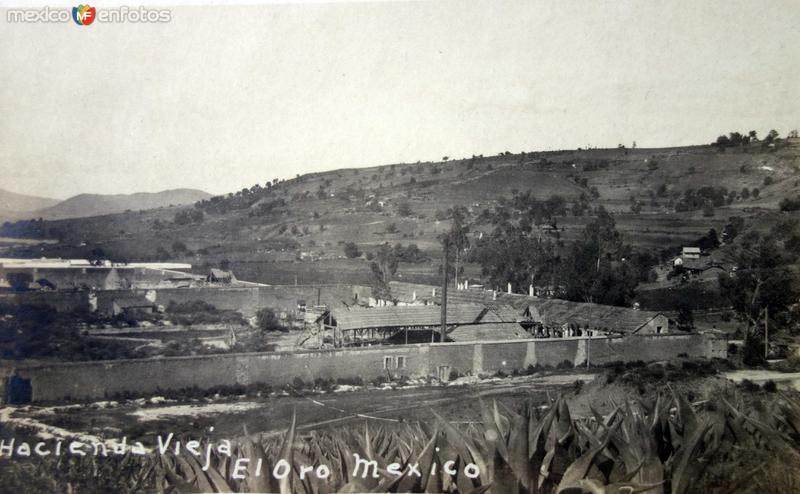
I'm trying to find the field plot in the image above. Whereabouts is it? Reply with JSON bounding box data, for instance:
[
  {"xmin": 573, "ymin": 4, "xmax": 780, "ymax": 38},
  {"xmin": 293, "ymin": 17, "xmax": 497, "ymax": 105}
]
[{"xmin": 3, "ymin": 373, "xmax": 597, "ymax": 444}]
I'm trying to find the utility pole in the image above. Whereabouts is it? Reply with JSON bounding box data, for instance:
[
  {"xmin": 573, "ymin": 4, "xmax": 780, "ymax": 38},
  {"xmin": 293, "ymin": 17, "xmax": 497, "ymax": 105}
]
[
  {"xmin": 440, "ymin": 238, "xmax": 449, "ymax": 343},
  {"xmin": 586, "ymin": 333, "xmax": 591, "ymax": 368},
  {"xmin": 454, "ymin": 249, "xmax": 459, "ymax": 289},
  {"xmin": 764, "ymin": 306, "xmax": 769, "ymax": 360}
]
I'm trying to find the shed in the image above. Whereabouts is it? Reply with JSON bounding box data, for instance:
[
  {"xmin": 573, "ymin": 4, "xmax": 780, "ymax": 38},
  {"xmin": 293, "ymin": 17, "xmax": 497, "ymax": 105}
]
[
  {"xmin": 682, "ymin": 247, "xmax": 701, "ymax": 259},
  {"xmin": 208, "ymin": 269, "xmax": 236, "ymax": 283}
]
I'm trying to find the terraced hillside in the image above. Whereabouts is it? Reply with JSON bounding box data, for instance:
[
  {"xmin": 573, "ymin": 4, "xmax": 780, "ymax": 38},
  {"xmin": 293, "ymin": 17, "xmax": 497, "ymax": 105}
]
[{"xmin": 2, "ymin": 139, "xmax": 799, "ymax": 287}]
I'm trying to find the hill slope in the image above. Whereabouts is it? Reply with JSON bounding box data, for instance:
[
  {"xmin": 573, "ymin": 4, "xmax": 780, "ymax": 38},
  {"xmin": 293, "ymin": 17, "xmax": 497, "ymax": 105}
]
[
  {"xmin": 29, "ymin": 189, "xmax": 212, "ymax": 220},
  {"xmin": 0, "ymin": 188, "xmax": 60, "ymax": 214},
  {"xmin": 2, "ymin": 140, "xmax": 799, "ymax": 286}
]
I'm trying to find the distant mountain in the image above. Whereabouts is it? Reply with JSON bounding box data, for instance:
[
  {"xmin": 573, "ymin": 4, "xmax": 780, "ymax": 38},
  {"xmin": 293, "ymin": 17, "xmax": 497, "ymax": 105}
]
[
  {"xmin": 29, "ymin": 188, "xmax": 212, "ymax": 220},
  {"xmin": 0, "ymin": 188, "xmax": 60, "ymax": 213}
]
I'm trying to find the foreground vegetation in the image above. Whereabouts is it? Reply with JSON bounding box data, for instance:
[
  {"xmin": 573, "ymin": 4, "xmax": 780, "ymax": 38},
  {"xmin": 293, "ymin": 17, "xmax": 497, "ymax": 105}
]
[{"xmin": 2, "ymin": 385, "xmax": 799, "ymax": 493}]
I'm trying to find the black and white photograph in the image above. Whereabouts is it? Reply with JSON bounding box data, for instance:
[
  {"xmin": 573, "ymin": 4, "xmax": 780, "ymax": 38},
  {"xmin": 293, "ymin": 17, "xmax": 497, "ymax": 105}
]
[{"xmin": 1, "ymin": 0, "xmax": 799, "ymax": 492}]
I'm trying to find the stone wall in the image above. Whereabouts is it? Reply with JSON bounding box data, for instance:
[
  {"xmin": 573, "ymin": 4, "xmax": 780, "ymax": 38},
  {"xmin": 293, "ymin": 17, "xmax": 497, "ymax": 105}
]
[{"xmin": 6, "ymin": 333, "xmax": 725, "ymax": 403}]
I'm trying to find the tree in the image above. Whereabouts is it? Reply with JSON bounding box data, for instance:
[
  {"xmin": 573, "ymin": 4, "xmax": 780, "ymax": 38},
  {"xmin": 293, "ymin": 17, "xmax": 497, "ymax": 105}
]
[
  {"xmin": 343, "ymin": 242, "xmax": 361, "ymax": 259},
  {"xmin": 397, "ymin": 202, "xmax": 413, "ymax": 217},
  {"xmin": 256, "ymin": 308, "xmax": 288, "ymax": 332},
  {"xmin": 715, "ymin": 135, "xmax": 731, "ymax": 147},
  {"xmin": 369, "ymin": 243, "xmax": 398, "ymax": 301},
  {"xmin": 779, "ymin": 196, "xmax": 800, "ymax": 212},
  {"xmin": 676, "ymin": 302, "xmax": 694, "ymax": 330},
  {"xmin": 765, "ymin": 129, "xmax": 779, "ymax": 143},
  {"xmin": 719, "ymin": 234, "xmax": 797, "ymax": 347}
]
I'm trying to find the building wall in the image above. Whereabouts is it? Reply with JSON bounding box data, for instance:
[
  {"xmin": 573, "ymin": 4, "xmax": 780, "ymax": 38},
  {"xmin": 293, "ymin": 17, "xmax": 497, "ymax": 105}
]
[
  {"xmin": 7, "ymin": 333, "xmax": 726, "ymax": 403},
  {"xmin": 636, "ymin": 314, "xmax": 670, "ymax": 335},
  {"xmin": 0, "ymin": 285, "xmax": 368, "ymax": 318},
  {"xmin": 150, "ymin": 285, "xmax": 363, "ymax": 317},
  {"xmin": 1, "ymin": 267, "xmax": 169, "ymax": 290}
]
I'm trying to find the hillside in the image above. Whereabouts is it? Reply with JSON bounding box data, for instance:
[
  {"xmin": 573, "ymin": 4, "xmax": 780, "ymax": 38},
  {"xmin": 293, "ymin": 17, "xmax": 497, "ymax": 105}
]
[
  {"xmin": 2, "ymin": 139, "xmax": 799, "ymax": 288},
  {"xmin": 4, "ymin": 188, "xmax": 212, "ymax": 221},
  {"xmin": 0, "ymin": 188, "xmax": 60, "ymax": 216}
]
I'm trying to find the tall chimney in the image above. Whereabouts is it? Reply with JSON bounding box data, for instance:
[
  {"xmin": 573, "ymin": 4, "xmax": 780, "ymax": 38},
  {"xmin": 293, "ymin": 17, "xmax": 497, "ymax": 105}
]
[
  {"xmin": 507, "ymin": 282, "xmax": 512, "ymax": 294},
  {"xmin": 529, "ymin": 284, "xmax": 534, "ymax": 297},
  {"xmin": 440, "ymin": 238, "xmax": 449, "ymax": 343}
]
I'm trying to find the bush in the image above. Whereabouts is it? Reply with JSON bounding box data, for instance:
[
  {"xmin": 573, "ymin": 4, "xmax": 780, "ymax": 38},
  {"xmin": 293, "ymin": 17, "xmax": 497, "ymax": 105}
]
[
  {"xmin": 336, "ymin": 376, "xmax": 364, "ymax": 387},
  {"xmin": 343, "ymin": 242, "xmax": 361, "ymax": 258},
  {"xmin": 740, "ymin": 379, "xmax": 760, "ymax": 392},
  {"xmin": 763, "ymin": 380, "xmax": 777, "ymax": 393},
  {"xmin": 255, "ymin": 308, "xmax": 289, "ymax": 332},
  {"xmin": 779, "ymin": 197, "xmax": 800, "ymax": 212},
  {"xmin": 742, "ymin": 333, "xmax": 766, "ymax": 367}
]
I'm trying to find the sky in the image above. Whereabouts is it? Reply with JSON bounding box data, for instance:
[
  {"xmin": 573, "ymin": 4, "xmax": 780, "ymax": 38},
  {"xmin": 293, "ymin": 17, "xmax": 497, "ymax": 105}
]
[{"xmin": 1, "ymin": 0, "xmax": 799, "ymax": 199}]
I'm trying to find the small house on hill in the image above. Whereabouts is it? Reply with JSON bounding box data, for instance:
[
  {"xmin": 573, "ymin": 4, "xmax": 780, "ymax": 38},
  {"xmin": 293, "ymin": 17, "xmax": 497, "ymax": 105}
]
[
  {"xmin": 682, "ymin": 247, "xmax": 701, "ymax": 260},
  {"xmin": 207, "ymin": 269, "xmax": 236, "ymax": 284}
]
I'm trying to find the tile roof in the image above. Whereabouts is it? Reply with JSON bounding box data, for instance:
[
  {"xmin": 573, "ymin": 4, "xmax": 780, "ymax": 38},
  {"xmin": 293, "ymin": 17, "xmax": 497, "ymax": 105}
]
[
  {"xmin": 448, "ymin": 322, "xmax": 528, "ymax": 342},
  {"xmin": 392, "ymin": 282, "xmax": 664, "ymax": 334},
  {"xmin": 333, "ymin": 304, "xmax": 490, "ymax": 331}
]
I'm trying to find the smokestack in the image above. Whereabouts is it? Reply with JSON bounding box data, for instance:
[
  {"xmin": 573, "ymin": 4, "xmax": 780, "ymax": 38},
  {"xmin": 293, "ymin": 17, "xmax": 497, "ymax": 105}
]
[
  {"xmin": 507, "ymin": 282, "xmax": 512, "ymax": 294},
  {"xmin": 529, "ymin": 284, "xmax": 533, "ymax": 297},
  {"xmin": 440, "ymin": 238, "xmax": 449, "ymax": 343}
]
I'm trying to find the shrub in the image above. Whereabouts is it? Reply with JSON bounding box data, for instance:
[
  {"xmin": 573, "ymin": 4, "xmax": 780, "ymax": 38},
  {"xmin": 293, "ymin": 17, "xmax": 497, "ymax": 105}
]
[
  {"xmin": 336, "ymin": 376, "xmax": 364, "ymax": 387},
  {"xmin": 343, "ymin": 242, "xmax": 361, "ymax": 258},
  {"xmin": 255, "ymin": 308, "xmax": 289, "ymax": 332},
  {"xmin": 763, "ymin": 380, "xmax": 777, "ymax": 393},
  {"xmin": 740, "ymin": 379, "xmax": 760, "ymax": 392},
  {"xmin": 779, "ymin": 197, "xmax": 800, "ymax": 212}
]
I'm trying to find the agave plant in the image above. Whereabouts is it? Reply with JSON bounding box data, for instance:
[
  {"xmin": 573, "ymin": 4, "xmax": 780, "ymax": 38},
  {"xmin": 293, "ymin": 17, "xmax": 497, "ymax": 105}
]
[
  {"xmin": 148, "ymin": 387, "xmax": 800, "ymax": 493},
  {"xmin": 7, "ymin": 387, "xmax": 798, "ymax": 493}
]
